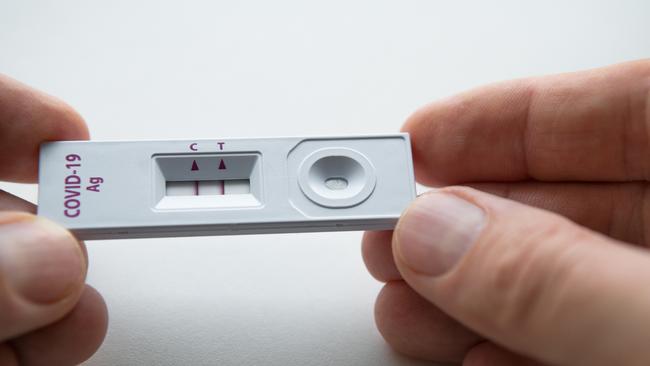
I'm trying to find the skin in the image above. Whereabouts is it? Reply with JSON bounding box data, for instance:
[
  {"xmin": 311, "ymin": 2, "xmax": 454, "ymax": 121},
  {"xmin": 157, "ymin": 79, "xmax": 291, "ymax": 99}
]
[
  {"xmin": 362, "ymin": 59, "xmax": 650, "ymax": 365},
  {"xmin": 0, "ymin": 74, "xmax": 108, "ymax": 366}
]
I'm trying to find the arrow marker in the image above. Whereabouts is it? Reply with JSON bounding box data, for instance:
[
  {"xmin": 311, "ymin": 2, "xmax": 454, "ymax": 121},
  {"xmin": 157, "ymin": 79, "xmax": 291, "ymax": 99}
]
[
  {"xmin": 218, "ymin": 159, "xmax": 226, "ymax": 170},
  {"xmin": 191, "ymin": 160, "xmax": 199, "ymax": 171}
]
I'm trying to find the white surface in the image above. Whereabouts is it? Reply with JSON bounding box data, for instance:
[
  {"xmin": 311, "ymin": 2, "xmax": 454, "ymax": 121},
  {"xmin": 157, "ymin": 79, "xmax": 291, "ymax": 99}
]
[{"xmin": 1, "ymin": 1, "xmax": 649, "ymax": 365}]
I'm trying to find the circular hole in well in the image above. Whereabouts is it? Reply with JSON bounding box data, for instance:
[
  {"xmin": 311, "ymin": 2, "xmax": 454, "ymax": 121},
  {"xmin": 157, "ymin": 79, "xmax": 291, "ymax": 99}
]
[
  {"xmin": 324, "ymin": 177, "xmax": 349, "ymax": 190},
  {"xmin": 308, "ymin": 155, "xmax": 365, "ymax": 200}
]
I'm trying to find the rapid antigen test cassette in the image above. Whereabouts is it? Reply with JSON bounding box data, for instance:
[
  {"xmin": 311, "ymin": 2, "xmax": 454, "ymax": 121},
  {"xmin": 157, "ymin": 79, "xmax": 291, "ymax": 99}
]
[{"xmin": 37, "ymin": 134, "xmax": 416, "ymax": 240}]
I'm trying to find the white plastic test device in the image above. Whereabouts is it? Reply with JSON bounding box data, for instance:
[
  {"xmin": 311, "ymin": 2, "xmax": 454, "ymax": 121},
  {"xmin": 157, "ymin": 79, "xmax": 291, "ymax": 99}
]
[{"xmin": 37, "ymin": 134, "xmax": 416, "ymax": 240}]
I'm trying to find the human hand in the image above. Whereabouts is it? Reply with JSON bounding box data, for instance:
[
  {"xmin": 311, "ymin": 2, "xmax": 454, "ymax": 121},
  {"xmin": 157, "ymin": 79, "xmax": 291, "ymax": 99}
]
[
  {"xmin": 362, "ymin": 60, "xmax": 650, "ymax": 366},
  {"xmin": 0, "ymin": 75, "xmax": 108, "ymax": 365}
]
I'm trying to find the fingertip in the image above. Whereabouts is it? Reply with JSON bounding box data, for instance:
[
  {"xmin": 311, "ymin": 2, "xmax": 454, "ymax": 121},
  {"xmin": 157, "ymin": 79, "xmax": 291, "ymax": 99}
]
[
  {"xmin": 0, "ymin": 212, "xmax": 89, "ymax": 341},
  {"xmin": 11, "ymin": 285, "xmax": 109, "ymax": 366},
  {"xmin": 401, "ymin": 102, "xmax": 447, "ymax": 186},
  {"xmin": 393, "ymin": 190, "xmax": 486, "ymax": 277},
  {"xmin": 0, "ymin": 214, "xmax": 86, "ymax": 306},
  {"xmin": 41, "ymin": 95, "xmax": 90, "ymax": 141},
  {"xmin": 32, "ymin": 93, "xmax": 89, "ymax": 180},
  {"xmin": 400, "ymin": 79, "xmax": 536, "ymax": 186},
  {"xmin": 361, "ymin": 231, "xmax": 402, "ymax": 282},
  {"xmin": 74, "ymin": 285, "xmax": 109, "ymax": 352},
  {"xmin": 375, "ymin": 281, "xmax": 480, "ymax": 363},
  {"xmin": 375, "ymin": 281, "xmax": 426, "ymax": 359},
  {"xmin": 0, "ymin": 74, "xmax": 90, "ymax": 182}
]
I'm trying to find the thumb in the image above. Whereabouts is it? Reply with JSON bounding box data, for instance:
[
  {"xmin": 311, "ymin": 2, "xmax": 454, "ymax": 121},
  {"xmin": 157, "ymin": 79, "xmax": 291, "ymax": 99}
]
[
  {"xmin": 393, "ymin": 188, "xmax": 650, "ymax": 366},
  {"xmin": 0, "ymin": 213, "xmax": 86, "ymax": 340}
]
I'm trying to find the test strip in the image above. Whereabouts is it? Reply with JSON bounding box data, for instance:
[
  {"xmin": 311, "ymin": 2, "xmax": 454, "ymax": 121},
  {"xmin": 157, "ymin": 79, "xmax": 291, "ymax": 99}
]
[
  {"xmin": 166, "ymin": 181, "xmax": 195, "ymax": 196},
  {"xmin": 224, "ymin": 180, "xmax": 250, "ymax": 194},
  {"xmin": 198, "ymin": 180, "xmax": 225, "ymax": 195},
  {"xmin": 37, "ymin": 134, "xmax": 416, "ymax": 240}
]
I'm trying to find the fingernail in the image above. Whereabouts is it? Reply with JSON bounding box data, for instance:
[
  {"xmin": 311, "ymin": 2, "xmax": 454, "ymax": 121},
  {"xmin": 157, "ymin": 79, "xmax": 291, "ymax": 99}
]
[
  {"xmin": 0, "ymin": 217, "xmax": 85, "ymax": 304},
  {"xmin": 395, "ymin": 192, "xmax": 485, "ymax": 276}
]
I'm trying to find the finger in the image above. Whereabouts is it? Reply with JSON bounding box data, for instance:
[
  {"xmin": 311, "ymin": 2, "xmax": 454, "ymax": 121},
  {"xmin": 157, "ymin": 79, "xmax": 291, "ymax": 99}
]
[
  {"xmin": 375, "ymin": 281, "xmax": 481, "ymax": 363},
  {"xmin": 0, "ymin": 74, "xmax": 89, "ymax": 183},
  {"xmin": 363, "ymin": 181, "xmax": 648, "ymax": 284},
  {"xmin": 392, "ymin": 187, "xmax": 650, "ymax": 366},
  {"xmin": 0, "ymin": 212, "xmax": 87, "ymax": 341},
  {"xmin": 0, "ymin": 190, "xmax": 36, "ymax": 213},
  {"xmin": 362, "ymin": 231, "xmax": 401, "ymax": 282},
  {"xmin": 0, "ymin": 191, "xmax": 89, "ymax": 280},
  {"xmin": 9, "ymin": 285, "xmax": 108, "ymax": 366},
  {"xmin": 403, "ymin": 59, "xmax": 650, "ymax": 185},
  {"xmin": 469, "ymin": 182, "xmax": 650, "ymax": 246},
  {"xmin": 0, "ymin": 192, "xmax": 90, "ymax": 274},
  {"xmin": 463, "ymin": 342, "xmax": 545, "ymax": 366}
]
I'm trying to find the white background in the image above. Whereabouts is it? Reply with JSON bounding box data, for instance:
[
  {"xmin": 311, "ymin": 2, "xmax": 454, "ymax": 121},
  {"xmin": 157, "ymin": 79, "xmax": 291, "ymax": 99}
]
[{"xmin": 1, "ymin": 1, "xmax": 649, "ymax": 365}]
